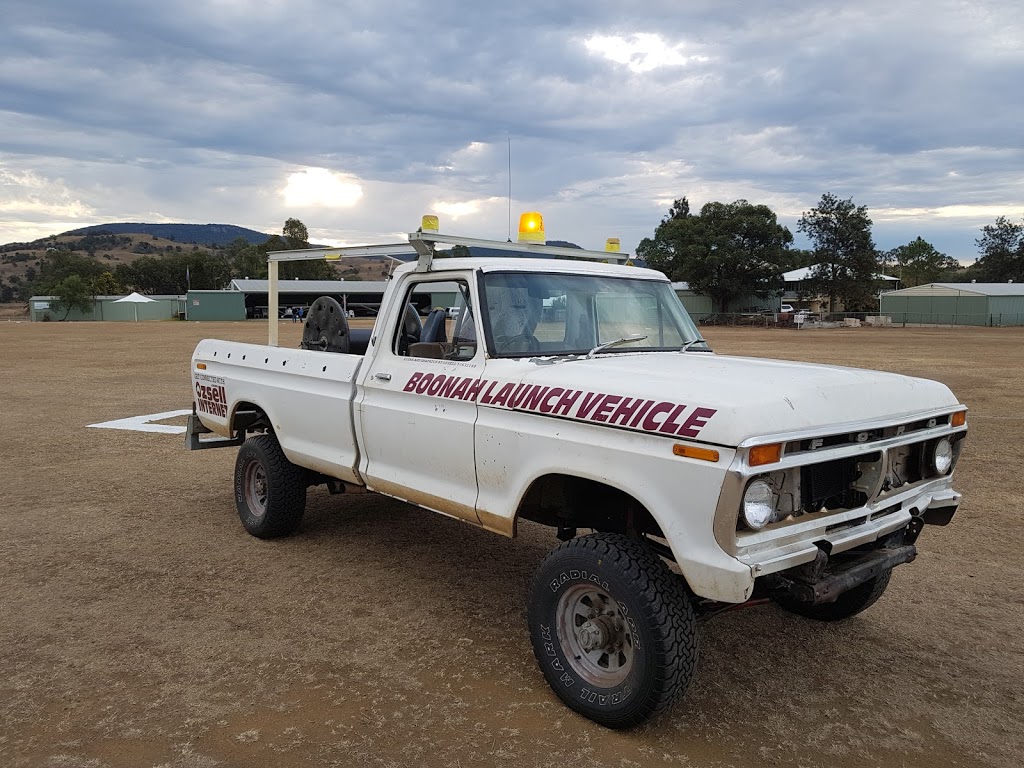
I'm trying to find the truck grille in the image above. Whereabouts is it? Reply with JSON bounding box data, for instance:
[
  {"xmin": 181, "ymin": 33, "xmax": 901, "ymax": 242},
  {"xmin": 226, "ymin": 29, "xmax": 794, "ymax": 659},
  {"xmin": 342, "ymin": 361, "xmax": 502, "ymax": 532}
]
[{"xmin": 800, "ymin": 456, "xmax": 868, "ymax": 512}]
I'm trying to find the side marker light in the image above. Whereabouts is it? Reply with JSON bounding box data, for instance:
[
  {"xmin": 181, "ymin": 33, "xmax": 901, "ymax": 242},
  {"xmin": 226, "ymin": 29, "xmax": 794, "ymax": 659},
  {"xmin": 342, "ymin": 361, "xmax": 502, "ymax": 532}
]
[{"xmin": 673, "ymin": 444, "xmax": 720, "ymax": 462}]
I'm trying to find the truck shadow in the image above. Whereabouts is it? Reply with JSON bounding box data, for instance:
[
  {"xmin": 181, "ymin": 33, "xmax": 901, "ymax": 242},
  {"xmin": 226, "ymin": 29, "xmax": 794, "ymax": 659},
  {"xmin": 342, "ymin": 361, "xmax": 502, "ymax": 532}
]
[{"xmin": 296, "ymin": 489, "xmax": 937, "ymax": 740}]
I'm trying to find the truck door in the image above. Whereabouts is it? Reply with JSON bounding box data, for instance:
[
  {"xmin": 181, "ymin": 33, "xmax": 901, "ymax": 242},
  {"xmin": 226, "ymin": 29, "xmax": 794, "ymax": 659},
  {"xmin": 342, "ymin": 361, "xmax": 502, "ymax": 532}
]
[{"xmin": 356, "ymin": 276, "xmax": 483, "ymax": 523}]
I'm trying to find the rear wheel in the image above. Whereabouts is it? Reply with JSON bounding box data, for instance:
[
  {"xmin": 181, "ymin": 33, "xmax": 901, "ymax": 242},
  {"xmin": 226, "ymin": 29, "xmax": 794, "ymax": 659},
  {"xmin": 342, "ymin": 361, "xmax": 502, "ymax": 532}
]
[
  {"xmin": 234, "ymin": 434, "xmax": 306, "ymax": 538},
  {"xmin": 775, "ymin": 569, "xmax": 892, "ymax": 621},
  {"xmin": 527, "ymin": 533, "xmax": 697, "ymax": 728}
]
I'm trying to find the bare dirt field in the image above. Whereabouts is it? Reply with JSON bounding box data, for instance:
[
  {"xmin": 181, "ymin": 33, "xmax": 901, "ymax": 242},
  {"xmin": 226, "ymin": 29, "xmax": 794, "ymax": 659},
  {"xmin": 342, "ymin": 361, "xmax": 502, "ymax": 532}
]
[{"xmin": 1, "ymin": 320, "xmax": 1022, "ymax": 768}]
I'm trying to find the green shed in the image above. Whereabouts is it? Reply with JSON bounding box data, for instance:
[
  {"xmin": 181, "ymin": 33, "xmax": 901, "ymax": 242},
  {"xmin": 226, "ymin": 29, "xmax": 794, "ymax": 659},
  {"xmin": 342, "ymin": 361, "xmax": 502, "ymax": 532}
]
[
  {"xmin": 671, "ymin": 282, "xmax": 714, "ymax": 319},
  {"xmin": 185, "ymin": 290, "xmax": 247, "ymax": 321},
  {"xmin": 880, "ymin": 283, "xmax": 1024, "ymax": 326},
  {"xmin": 29, "ymin": 295, "xmax": 182, "ymax": 322}
]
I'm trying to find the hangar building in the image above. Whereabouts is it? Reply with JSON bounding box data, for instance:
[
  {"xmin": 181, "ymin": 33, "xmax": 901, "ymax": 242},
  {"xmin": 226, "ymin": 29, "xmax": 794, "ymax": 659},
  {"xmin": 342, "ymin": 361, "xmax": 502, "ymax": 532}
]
[{"xmin": 880, "ymin": 283, "xmax": 1024, "ymax": 326}]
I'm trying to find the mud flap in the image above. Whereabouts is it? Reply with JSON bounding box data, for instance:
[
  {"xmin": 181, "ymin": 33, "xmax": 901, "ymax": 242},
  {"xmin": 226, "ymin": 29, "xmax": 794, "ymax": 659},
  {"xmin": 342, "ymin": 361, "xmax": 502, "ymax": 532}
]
[{"xmin": 185, "ymin": 411, "xmax": 245, "ymax": 451}]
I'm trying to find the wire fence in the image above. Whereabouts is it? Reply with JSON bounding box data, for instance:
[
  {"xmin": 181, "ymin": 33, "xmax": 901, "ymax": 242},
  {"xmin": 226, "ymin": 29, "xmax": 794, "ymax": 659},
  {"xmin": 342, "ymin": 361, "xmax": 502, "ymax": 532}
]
[{"xmin": 695, "ymin": 312, "xmax": 1024, "ymax": 328}]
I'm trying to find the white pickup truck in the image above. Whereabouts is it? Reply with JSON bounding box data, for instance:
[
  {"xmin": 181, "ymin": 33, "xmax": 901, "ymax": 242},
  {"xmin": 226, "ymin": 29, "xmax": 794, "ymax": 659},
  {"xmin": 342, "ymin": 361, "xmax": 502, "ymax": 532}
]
[{"xmin": 187, "ymin": 231, "xmax": 966, "ymax": 728}]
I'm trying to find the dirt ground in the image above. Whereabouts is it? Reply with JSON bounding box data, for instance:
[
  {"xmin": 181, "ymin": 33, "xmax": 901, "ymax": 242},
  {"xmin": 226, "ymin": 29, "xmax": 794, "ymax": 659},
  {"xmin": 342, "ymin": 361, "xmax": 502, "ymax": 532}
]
[{"xmin": 1, "ymin": 319, "xmax": 1022, "ymax": 768}]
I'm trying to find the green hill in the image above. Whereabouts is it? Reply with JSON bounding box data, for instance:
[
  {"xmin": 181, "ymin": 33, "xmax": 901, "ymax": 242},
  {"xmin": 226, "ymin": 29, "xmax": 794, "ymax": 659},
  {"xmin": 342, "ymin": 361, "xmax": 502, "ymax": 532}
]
[{"xmin": 62, "ymin": 223, "xmax": 270, "ymax": 247}]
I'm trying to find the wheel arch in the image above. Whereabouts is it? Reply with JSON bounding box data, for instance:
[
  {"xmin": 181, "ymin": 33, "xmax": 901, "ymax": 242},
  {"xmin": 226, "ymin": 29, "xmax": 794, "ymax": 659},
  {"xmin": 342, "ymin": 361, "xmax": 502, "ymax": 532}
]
[
  {"xmin": 229, "ymin": 399, "xmax": 272, "ymax": 434},
  {"xmin": 512, "ymin": 472, "xmax": 668, "ymax": 541}
]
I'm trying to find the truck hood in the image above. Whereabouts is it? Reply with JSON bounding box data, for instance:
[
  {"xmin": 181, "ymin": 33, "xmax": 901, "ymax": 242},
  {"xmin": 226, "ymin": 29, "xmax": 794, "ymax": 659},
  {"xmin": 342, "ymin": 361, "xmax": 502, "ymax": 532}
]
[{"xmin": 510, "ymin": 352, "xmax": 959, "ymax": 447}]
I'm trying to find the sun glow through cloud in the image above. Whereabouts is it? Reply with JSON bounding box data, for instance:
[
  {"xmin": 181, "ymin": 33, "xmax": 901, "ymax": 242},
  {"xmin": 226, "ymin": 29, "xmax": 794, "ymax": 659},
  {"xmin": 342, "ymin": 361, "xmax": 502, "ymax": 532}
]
[
  {"xmin": 584, "ymin": 33, "xmax": 708, "ymax": 73},
  {"xmin": 282, "ymin": 168, "xmax": 363, "ymax": 208}
]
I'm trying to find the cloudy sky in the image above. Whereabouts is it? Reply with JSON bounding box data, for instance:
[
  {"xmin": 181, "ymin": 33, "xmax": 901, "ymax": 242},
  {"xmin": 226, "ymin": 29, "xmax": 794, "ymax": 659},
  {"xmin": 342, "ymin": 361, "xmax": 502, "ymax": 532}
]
[{"xmin": 2, "ymin": 1, "xmax": 1022, "ymax": 260}]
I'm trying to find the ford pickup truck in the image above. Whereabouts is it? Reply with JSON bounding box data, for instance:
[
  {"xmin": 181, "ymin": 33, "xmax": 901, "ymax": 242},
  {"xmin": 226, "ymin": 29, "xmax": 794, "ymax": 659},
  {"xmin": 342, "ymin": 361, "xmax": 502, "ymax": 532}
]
[{"xmin": 187, "ymin": 229, "xmax": 966, "ymax": 728}]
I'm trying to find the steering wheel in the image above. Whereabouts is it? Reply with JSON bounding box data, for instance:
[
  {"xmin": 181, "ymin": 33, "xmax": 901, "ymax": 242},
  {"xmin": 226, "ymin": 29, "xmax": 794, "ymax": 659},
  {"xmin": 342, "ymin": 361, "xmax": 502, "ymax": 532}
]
[{"xmin": 496, "ymin": 333, "xmax": 541, "ymax": 355}]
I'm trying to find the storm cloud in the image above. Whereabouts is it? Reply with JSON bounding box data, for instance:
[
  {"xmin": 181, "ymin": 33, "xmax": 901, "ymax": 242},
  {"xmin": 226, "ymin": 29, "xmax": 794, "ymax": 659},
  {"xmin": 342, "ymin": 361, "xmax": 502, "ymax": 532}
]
[{"xmin": 1, "ymin": 0, "xmax": 1022, "ymax": 258}]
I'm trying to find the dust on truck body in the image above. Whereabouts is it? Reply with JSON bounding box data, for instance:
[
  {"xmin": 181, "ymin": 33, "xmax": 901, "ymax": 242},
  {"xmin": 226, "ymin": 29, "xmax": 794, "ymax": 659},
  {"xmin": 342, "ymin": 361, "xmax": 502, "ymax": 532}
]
[{"xmin": 187, "ymin": 225, "xmax": 967, "ymax": 729}]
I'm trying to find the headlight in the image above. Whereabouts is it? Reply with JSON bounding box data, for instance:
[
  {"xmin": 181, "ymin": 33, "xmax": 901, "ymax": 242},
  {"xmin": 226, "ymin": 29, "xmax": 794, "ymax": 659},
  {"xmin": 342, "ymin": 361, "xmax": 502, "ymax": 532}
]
[
  {"xmin": 933, "ymin": 438, "xmax": 953, "ymax": 474},
  {"xmin": 742, "ymin": 479, "xmax": 776, "ymax": 530}
]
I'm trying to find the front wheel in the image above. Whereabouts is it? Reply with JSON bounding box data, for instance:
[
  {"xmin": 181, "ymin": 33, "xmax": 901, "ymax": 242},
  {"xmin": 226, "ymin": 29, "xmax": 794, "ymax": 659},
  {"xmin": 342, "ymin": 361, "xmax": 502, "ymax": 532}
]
[
  {"xmin": 527, "ymin": 533, "xmax": 698, "ymax": 728},
  {"xmin": 234, "ymin": 434, "xmax": 307, "ymax": 539},
  {"xmin": 775, "ymin": 569, "xmax": 892, "ymax": 621}
]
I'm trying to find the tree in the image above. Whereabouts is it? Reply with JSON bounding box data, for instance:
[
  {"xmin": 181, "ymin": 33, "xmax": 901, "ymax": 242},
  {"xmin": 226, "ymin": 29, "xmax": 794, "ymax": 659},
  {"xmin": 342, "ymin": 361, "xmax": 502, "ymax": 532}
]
[
  {"xmin": 115, "ymin": 252, "xmax": 231, "ymax": 294},
  {"xmin": 265, "ymin": 219, "xmax": 336, "ymax": 280},
  {"xmin": 974, "ymin": 216, "xmax": 1024, "ymax": 283},
  {"xmin": 882, "ymin": 237, "xmax": 960, "ymax": 287},
  {"xmin": 283, "ymin": 218, "xmax": 309, "ymax": 249},
  {"xmin": 91, "ymin": 271, "xmax": 123, "ymax": 296},
  {"xmin": 34, "ymin": 249, "xmax": 106, "ymax": 295},
  {"xmin": 51, "ymin": 274, "xmax": 95, "ymax": 320},
  {"xmin": 637, "ymin": 198, "xmax": 792, "ymax": 312},
  {"xmin": 225, "ymin": 237, "xmax": 267, "ymax": 279},
  {"xmin": 797, "ymin": 193, "xmax": 878, "ymax": 312}
]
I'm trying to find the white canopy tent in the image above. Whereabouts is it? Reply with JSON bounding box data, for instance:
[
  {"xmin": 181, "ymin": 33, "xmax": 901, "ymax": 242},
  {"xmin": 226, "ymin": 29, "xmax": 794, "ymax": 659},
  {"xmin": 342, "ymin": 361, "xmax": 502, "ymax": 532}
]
[{"xmin": 113, "ymin": 291, "xmax": 157, "ymax": 321}]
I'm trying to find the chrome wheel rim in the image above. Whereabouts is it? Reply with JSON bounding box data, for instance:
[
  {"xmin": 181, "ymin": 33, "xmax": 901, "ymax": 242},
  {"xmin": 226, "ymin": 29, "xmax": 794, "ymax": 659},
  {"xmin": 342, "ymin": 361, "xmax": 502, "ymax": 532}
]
[{"xmin": 555, "ymin": 583, "xmax": 634, "ymax": 687}]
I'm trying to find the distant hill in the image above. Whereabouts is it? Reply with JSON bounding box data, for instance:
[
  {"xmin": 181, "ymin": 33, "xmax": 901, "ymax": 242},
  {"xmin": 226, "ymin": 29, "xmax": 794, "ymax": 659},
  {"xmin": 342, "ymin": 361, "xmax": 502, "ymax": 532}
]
[{"xmin": 62, "ymin": 223, "xmax": 271, "ymax": 247}]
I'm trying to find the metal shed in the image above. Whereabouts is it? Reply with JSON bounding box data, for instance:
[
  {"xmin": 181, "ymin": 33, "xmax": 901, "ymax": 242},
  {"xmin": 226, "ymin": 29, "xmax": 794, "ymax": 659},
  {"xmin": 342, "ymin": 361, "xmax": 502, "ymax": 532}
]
[
  {"xmin": 879, "ymin": 283, "xmax": 1024, "ymax": 326},
  {"xmin": 185, "ymin": 290, "xmax": 246, "ymax": 321},
  {"xmin": 29, "ymin": 295, "xmax": 183, "ymax": 322}
]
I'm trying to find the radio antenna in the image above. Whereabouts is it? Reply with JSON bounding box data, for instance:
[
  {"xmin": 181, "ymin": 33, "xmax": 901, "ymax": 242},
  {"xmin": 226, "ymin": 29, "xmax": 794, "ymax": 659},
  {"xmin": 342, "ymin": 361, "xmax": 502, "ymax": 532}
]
[{"xmin": 507, "ymin": 135, "xmax": 512, "ymax": 242}]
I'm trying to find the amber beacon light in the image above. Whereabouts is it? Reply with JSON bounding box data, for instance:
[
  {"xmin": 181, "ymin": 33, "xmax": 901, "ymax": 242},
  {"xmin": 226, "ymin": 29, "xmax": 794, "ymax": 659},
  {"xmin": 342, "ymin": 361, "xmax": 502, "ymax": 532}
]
[
  {"xmin": 605, "ymin": 238, "xmax": 621, "ymax": 252},
  {"xmin": 421, "ymin": 215, "xmax": 440, "ymax": 233},
  {"xmin": 518, "ymin": 212, "xmax": 545, "ymax": 243}
]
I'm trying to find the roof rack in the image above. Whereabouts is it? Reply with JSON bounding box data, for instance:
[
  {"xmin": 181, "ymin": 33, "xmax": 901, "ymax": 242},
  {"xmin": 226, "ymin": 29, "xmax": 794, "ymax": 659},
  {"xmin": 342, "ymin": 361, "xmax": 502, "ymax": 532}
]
[{"xmin": 263, "ymin": 229, "xmax": 632, "ymax": 346}]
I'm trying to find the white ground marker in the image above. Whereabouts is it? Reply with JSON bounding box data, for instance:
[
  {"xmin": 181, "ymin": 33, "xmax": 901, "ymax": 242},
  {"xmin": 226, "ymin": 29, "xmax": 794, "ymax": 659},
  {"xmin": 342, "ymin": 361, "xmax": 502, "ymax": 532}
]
[{"xmin": 88, "ymin": 409, "xmax": 193, "ymax": 434}]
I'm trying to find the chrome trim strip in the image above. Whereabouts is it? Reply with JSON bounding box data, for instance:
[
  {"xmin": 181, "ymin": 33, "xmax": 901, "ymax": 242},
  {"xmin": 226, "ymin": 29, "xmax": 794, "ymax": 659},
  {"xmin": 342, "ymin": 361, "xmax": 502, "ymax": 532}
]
[{"xmin": 736, "ymin": 405, "xmax": 967, "ymax": 449}]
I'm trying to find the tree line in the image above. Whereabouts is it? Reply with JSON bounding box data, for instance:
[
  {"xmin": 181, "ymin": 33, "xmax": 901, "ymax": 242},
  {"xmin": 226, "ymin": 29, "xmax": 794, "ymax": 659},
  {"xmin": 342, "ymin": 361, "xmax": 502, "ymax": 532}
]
[
  {"xmin": 8, "ymin": 204, "xmax": 1024, "ymax": 317},
  {"xmin": 638, "ymin": 194, "xmax": 1023, "ymax": 312},
  {"xmin": 8, "ymin": 219, "xmax": 338, "ymax": 316}
]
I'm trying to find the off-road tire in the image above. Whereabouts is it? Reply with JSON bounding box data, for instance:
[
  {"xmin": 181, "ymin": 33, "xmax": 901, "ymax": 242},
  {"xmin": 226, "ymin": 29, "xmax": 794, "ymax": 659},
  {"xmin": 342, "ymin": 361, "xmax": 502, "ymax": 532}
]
[
  {"xmin": 527, "ymin": 533, "xmax": 698, "ymax": 729},
  {"xmin": 234, "ymin": 434, "xmax": 307, "ymax": 539},
  {"xmin": 776, "ymin": 569, "xmax": 892, "ymax": 621}
]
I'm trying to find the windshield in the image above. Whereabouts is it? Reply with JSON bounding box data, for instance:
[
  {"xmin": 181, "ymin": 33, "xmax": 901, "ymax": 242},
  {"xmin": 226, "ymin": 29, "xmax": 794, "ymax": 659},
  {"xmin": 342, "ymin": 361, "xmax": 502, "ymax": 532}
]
[{"xmin": 481, "ymin": 271, "xmax": 705, "ymax": 357}]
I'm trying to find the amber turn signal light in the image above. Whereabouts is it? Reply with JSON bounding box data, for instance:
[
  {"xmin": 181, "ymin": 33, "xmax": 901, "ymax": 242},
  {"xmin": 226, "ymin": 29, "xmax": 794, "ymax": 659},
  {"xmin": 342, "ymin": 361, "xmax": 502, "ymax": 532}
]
[
  {"xmin": 951, "ymin": 411, "xmax": 966, "ymax": 428},
  {"xmin": 749, "ymin": 443, "xmax": 782, "ymax": 467},
  {"xmin": 196, "ymin": 362, "xmax": 207, "ymax": 370},
  {"xmin": 673, "ymin": 444, "xmax": 720, "ymax": 462}
]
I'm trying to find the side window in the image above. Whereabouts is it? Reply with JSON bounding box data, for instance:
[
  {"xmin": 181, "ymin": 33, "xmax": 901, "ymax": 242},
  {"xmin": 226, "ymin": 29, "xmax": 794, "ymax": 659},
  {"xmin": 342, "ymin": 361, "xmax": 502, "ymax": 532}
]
[{"xmin": 391, "ymin": 280, "xmax": 477, "ymax": 361}]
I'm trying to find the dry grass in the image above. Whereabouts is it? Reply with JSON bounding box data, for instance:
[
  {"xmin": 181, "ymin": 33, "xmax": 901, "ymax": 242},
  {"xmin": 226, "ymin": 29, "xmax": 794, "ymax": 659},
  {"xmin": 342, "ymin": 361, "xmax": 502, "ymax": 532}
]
[{"xmin": 1, "ymin": 321, "xmax": 1021, "ymax": 767}]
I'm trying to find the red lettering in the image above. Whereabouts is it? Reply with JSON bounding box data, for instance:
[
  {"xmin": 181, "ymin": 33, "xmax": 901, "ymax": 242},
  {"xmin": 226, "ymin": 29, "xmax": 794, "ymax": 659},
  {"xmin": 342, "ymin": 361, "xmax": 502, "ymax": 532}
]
[
  {"xmin": 539, "ymin": 387, "xmax": 565, "ymax": 413},
  {"xmin": 439, "ymin": 376, "xmax": 460, "ymax": 398},
  {"xmin": 676, "ymin": 407, "xmax": 717, "ymax": 438},
  {"xmin": 490, "ymin": 382, "xmax": 516, "ymax": 407},
  {"xmin": 642, "ymin": 402, "xmax": 675, "ymax": 431},
  {"xmin": 452, "ymin": 378, "xmax": 470, "ymax": 400},
  {"xmin": 427, "ymin": 375, "xmax": 446, "ymax": 396},
  {"xmin": 465, "ymin": 379, "xmax": 487, "ymax": 401},
  {"xmin": 479, "ymin": 380, "xmax": 499, "ymax": 404},
  {"xmin": 552, "ymin": 389, "xmax": 580, "ymax": 416},
  {"xmin": 592, "ymin": 394, "xmax": 622, "ymax": 422},
  {"xmin": 629, "ymin": 400, "xmax": 655, "ymax": 427},
  {"xmin": 524, "ymin": 386, "xmax": 551, "ymax": 411},
  {"xmin": 609, "ymin": 397, "xmax": 643, "ymax": 425},
  {"xmin": 415, "ymin": 373, "xmax": 434, "ymax": 394},
  {"xmin": 509, "ymin": 384, "xmax": 532, "ymax": 409},
  {"xmin": 577, "ymin": 391, "xmax": 605, "ymax": 419},
  {"xmin": 659, "ymin": 404, "xmax": 687, "ymax": 434},
  {"xmin": 404, "ymin": 372, "xmax": 423, "ymax": 392}
]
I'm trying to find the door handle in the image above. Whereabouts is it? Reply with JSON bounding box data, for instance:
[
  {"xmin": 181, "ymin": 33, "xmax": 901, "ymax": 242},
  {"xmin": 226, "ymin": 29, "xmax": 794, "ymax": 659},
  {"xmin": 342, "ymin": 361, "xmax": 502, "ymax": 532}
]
[{"xmin": 373, "ymin": 372, "xmax": 392, "ymax": 382}]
